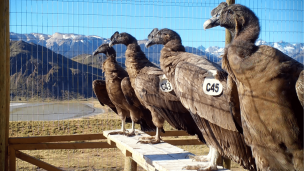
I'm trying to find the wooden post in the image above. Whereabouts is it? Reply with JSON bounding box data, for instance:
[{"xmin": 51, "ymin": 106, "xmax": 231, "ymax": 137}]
[
  {"xmin": 5, "ymin": 0, "xmax": 10, "ymax": 169},
  {"xmin": 225, "ymin": 0, "xmax": 235, "ymax": 46},
  {"xmin": 9, "ymin": 147, "xmax": 16, "ymax": 171},
  {"xmin": 223, "ymin": 0, "xmax": 235, "ymax": 170},
  {"xmin": 223, "ymin": 157, "xmax": 231, "ymax": 170},
  {"xmin": 124, "ymin": 157, "xmax": 137, "ymax": 171},
  {"xmin": 216, "ymin": 155, "xmax": 223, "ymax": 166},
  {"xmin": 0, "ymin": 0, "xmax": 10, "ymax": 170}
]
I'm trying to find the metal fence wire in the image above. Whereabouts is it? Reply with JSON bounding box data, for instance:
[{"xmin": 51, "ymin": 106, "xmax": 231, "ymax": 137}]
[{"xmin": 9, "ymin": 0, "xmax": 303, "ymax": 170}]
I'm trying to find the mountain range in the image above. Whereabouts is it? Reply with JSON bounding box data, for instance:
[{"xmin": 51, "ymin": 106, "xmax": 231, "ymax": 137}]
[
  {"xmin": 9, "ymin": 32, "xmax": 304, "ymax": 100},
  {"xmin": 10, "ymin": 32, "xmax": 304, "ymax": 63},
  {"xmin": 10, "ymin": 40, "xmax": 104, "ymax": 101},
  {"xmin": 10, "ymin": 32, "xmax": 222, "ymax": 63}
]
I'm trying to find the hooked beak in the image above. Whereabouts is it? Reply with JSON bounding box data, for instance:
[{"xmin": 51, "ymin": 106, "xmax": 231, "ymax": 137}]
[
  {"xmin": 92, "ymin": 49, "xmax": 99, "ymax": 56},
  {"xmin": 145, "ymin": 39, "xmax": 153, "ymax": 48},
  {"xmin": 203, "ymin": 12, "xmax": 221, "ymax": 30},
  {"xmin": 109, "ymin": 40, "xmax": 115, "ymax": 47}
]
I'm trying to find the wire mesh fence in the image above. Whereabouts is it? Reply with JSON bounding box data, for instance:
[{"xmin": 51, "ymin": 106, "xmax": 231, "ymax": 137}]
[{"xmin": 9, "ymin": 0, "xmax": 303, "ymax": 170}]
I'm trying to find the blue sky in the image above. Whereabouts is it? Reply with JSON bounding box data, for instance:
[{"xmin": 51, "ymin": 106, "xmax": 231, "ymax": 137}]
[{"xmin": 10, "ymin": 0, "xmax": 303, "ymax": 48}]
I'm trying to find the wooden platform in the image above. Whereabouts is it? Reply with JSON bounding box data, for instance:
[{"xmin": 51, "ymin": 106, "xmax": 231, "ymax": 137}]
[{"xmin": 103, "ymin": 130, "xmax": 229, "ymax": 171}]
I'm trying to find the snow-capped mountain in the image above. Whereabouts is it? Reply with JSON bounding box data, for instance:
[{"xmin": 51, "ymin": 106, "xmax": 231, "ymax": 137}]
[
  {"xmin": 255, "ymin": 39, "xmax": 304, "ymax": 58},
  {"xmin": 10, "ymin": 32, "xmax": 109, "ymax": 58},
  {"xmin": 9, "ymin": 32, "xmax": 221, "ymax": 64},
  {"xmin": 9, "ymin": 32, "xmax": 303, "ymax": 64},
  {"xmin": 205, "ymin": 46, "xmax": 225, "ymax": 57},
  {"xmin": 198, "ymin": 39, "xmax": 303, "ymax": 63}
]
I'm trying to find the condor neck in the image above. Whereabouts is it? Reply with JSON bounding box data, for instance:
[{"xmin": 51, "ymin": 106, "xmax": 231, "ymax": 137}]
[
  {"xmin": 105, "ymin": 54, "xmax": 117, "ymax": 63},
  {"xmin": 160, "ymin": 39, "xmax": 185, "ymax": 80},
  {"xmin": 126, "ymin": 43, "xmax": 152, "ymax": 67},
  {"xmin": 161, "ymin": 39, "xmax": 185, "ymax": 64},
  {"xmin": 164, "ymin": 40, "xmax": 185, "ymax": 53},
  {"xmin": 102, "ymin": 53, "xmax": 117, "ymax": 72},
  {"xmin": 232, "ymin": 21, "xmax": 260, "ymax": 44}
]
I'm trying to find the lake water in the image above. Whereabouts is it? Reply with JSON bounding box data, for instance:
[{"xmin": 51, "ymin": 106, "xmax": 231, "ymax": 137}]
[{"xmin": 10, "ymin": 102, "xmax": 103, "ymax": 121}]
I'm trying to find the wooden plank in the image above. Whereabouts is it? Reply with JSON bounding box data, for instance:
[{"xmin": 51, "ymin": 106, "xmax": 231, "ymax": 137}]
[
  {"xmin": 104, "ymin": 130, "xmax": 230, "ymax": 171},
  {"xmin": 9, "ymin": 147, "xmax": 16, "ymax": 171},
  {"xmin": 11, "ymin": 142, "xmax": 116, "ymax": 150},
  {"xmin": 145, "ymin": 131, "xmax": 190, "ymax": 137},
  {"xmin": 131, "ymin": 152, "xmax": 156, "ymax": 171},
  {"xmin": 0, "ymin": 0, "xmax": 9, "ymax": 170},
  {"xmin": 164, "ymin": 139, "xmax": 202, "ymax": 145},
  {"xmin": 16, "ymin": 151, "xmax": 63, "ymax": 171},
  {"xmin": 9, "ymin": 134, "xmax": 106, "ymax": 144}
]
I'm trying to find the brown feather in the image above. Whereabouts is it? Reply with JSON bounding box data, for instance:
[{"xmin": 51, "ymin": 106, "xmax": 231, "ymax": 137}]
[
  {"xmin": 121, "ymin": 77, "xmax": 156, "ymax": 131},
  {"xmin": 92, "ymin": 80, "xmax": 117, "ymax": 114},
  {"xmin": 296, "ymin": 70, "xmax": 304, "ymax": 107},
  {"xmin": 110, "ymin": 32, "xmax": 206, "ymax": 143},
  {"xmin": 149, "ymin": 28, "xmax": 256, "ymax": 170},
  {"xmin": 209, "ymin": 3, "xmax": 304, "ymax": 170},
  {"xmin": 95, "ymin": 44, "xmax": 156, "ymax": 132}
]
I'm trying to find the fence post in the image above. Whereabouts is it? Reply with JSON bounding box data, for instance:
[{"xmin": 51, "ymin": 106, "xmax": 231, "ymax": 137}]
[
  {"xmin": 225, "ymin": 0, "xmax": 235, "ymax": 45},
  {"xmin": 124, "ymin": 157, "xmax": 137, "ymax": 171},
  {"xmin": 124, "ymin": 150, "xmax": 137, "ymax": 171},
  {"xmin": 5, "ymin": 0, "xmax": 10, "ymax": 169},
  {"xmin": 223, "ymin": 0, "xmax": 235, "ymax": 170},
  {"xmin": 0, "ymin": 0, "xmax": 10, "ymax": 170}
]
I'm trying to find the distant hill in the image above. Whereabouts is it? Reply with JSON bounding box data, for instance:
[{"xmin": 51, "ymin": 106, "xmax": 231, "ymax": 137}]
[
  {"xmin": 293, "ymin": 49, "xmax": 304, "ymax": 64},
  {"xmin": 10, "ymin": 40, "xmax": 104, "ymax": 101},
  {"xmin": 10, "ymin": 32, "xmax": 221, "ymax": 64},
  {"xmin": 71, "ymin": 53, "xmax": 126, "ymax": 69}
]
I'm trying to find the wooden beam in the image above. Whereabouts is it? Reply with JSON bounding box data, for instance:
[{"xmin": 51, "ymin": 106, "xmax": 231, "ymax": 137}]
[
  {"xmin": 223, "ymin": 157, "xmax": 232, "ymax": 170},
  {"xmin": 0, "ymin": 0, "xmax": 9, "ymax": 170},
  {"xmin": 9, "ymin": 134, "xmax": 106, "ymax": 144},
  {"xmin": 5, "ymin": 0, "xmax": 10, "ymax": 169},
  {"xmin": 11, "ymin": 142, "xmax": 116, "ymax": 150},
  {"xmin": 125, "ymin": 150, "xmax": 132, "ymax": 157},
  {"xmin": 16, "ymin": 151, "xmax": 63, "ymax": 171},
  {"xmin": 107, "ymin": 138, "xmax": 116, "ymax": 146},
  {"xmin": 223, "ymin": 0, "xmax": 235, "ymax": 169},
  {"xmin": 9, "ymin": 147, "xmax": 16, "ymax": 171},
  {"xmin": 226, "ymin": 0, "xmax": 235, "ymax": 5},
  {"xmin": 124, "ymin": 157, "xmax": 137, "ymax": 171},
  {"xmin": 225, "ymin": 0, "xmax": 235, "ymax": 46},
  {"xmin": 164, "ymin": 139, "xmax": 202, "ymax": 145}
]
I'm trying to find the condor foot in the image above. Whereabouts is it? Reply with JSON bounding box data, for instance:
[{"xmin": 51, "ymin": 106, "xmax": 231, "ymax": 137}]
[
  {"xmin": 188, "ymin": 155, "xmax": 210, "ymax": 162},
  {"xmin": 107, "ymin": 130, "xmax": 129, "ymax": 136},
  {"xmin": 137, "ymin": 136, "xmax": 162, "ymax": 144},
  {"xmin": 182, "ymin": 164, "xmax": 217, "ymax": 171},
  {"xmin": 126, "ymin": 130, "xmax": 137, "ymax": 137}
]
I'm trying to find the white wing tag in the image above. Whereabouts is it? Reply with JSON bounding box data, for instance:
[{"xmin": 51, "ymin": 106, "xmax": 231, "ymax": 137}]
[
  {"xmin": 159, "ymin": 74, "xmax": 173, "ymax": 92},
  {"xmin": 203, "ymin": 70, "xmax": 223, "ymax": 96}
]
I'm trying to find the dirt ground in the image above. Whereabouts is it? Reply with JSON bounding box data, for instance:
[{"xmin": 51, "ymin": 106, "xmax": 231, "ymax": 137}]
[{"xmin": 10, "ymin": 101, "xmax": 246, "ymax": 171}]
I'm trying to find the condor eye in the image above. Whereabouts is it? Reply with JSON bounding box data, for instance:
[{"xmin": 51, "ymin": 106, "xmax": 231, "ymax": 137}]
[{"xmin": 228, "ymin": 9, "xmax": 233, "ymax": 14}]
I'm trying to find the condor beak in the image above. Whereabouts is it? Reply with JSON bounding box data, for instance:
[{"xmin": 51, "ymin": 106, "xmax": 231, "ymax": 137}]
[
  {"xmin": 145, "ymin": 39, "xmax": 153, "ymax": 48},
  {"xmin": 108, "ymin": 41, "xmax": 114, "ymax": 47},
  {"xmin": 92, "ymin": 49, "xmax": 99, "ymax": 56},
  {"xmin": 203, "ymin": 12, "xmax": 221, "ymax": 30}
]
